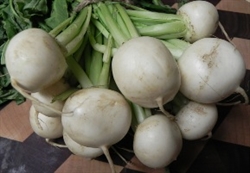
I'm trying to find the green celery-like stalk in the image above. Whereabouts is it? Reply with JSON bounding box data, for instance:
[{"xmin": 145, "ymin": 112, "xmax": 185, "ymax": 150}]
[
  {"xmin": 126, "ymin": 8, "xmax": 188, "ymax": 39},
  {"xmin": 91, "ymin": 18, "xmax": 110, "ymax": 39},
  {"xmin": 116, "ymin": 10, "xmax": 131, "ymax": 39},
  {"xmin": 83, "ymin": 43, "xmax": 92, "ymax": 77},
  {"xmin": 55, "ymin": 7, "xmax": 88, "ymax": 46},
  {"xmin": 136, "ymin": 21, "xmax": 186, "ymax": 38},
  {"xmin": 167, "ymin": 38, "xmax": 190, "ymax": 50},
  {"xmin": 114, "ymin": 3, "xmax": 140, "ymax": 38},
  {"xmin": 88, "ymin": 28, "xmax": 109, "ymax": 53},
  {"xmin": 52, "ymin": 88, "xmax": 79, "ymax": 102},
  {"xmin": 161, "ymin": 38, "xmax": 190, "ymax": 60},
  {"xmin": 89, "ymin": 27, "xmax": 103, "ymax": 85},
  {"xmin": 87, "ymin": 27, "xmax": 117, "ymax": 55},
  {"xmin": 66, "ymin": 55, "xmax": 93, "ymax": 88},
  {"xmin": 65, "ymin": 6, "xmax": 92, "ymax": 56},
  {"xmin": 49, "ymin": 14, "xmax": 76, "ymax": 37},
  {"xmin": 98, "ymin": 35, "xmax": 113, "ymax": 88},
  {"xmin": 126, "ymin": 9, "xmax": 182, "ymax": 21},
  {"xmin": 130, "ymin": 102, "xmax": 152, "ymax": 131},
  {"xmin": 73, "ymin": 32, "xmax": 89, "ymax": 62},
  {"xmin": 161, "ymin": 40, "xmax": 185, "ymax": 59},
  {"xmin": 93, "ymin": 2, "xmax": 129, "ymax": 46}
]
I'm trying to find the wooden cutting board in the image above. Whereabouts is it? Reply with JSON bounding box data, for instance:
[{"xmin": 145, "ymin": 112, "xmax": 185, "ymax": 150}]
[{"xmin": 1, "ymin": 0, "xmax": 250, "ymax": 173}]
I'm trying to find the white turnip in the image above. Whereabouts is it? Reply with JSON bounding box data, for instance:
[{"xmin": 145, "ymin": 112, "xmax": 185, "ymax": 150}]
[
  {"xmin": 133, "ymin": 114, "xmax": 182, "ymax": 169},
  {"xmin": 177, "ymin": 1, "xmax": 219, "ymax": 42},
  {"xmin": 126, "ymin": 1, "xmax": 218, "ymax": 42},
  {"xmin": 112, "ymin": 36, "xmax": 181, "ymax": 116},
  {"xmin": 61, "ymin": 87, "xmax": 132, "ymax": 173},
  {"xmin": 29, "ymin": 105, "xmax": 63, "ymax": 139},
  {"xmin": 5, "ymin": 28, "xmax": 67, "ymax": 93},
  {"xmin": 175, "ymin": 101, "xmax": 218, "ymax": 140},
  {"xmin": 63, "ymin": 131, "xmax": 104, "ymax": 159},
  {"xmin": 178, "ymin": 37, "xmax": 248, "ymax": 104}
]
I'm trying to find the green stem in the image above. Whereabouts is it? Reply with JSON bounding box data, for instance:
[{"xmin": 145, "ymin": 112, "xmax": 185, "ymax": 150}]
[
  {"xmin": 130, "ymin": 102, "xmax": 152, "ymax": 131},
  {"xmin": 83, "ymin": 43, "xmax": 92, "ymax": 77},
  {"xmin": 132, "ymin": 102, "xmax": 152, "ymax": 124},
  {"xmin": 55, "ymin": 7, "xmax": 88, "ymax": 46},
  {"xmin": 91, "ymin": 18, "xmax": 110, "ymax": 39},
  {"xmin": 153, "ymin": 0, "xmax": 164, "ymax": 6},
  {"xmin": 89, "ymin": 27, "xmax": 103, "ymax": 85},
  {"xmin": 52, "ymin": 87, "xmax": 79, "ymax": 102},
  {"xmin": 65, "ymin": 6, "xmax": 92, "ymax": 56},
  {"xmin": 161, "ymin": 38, "xmax": 190, "ymax": 60},
  {"xmin": 73, "ymin": 33, "xmax": 89, "ymax": 62},
  {"xmin": 136, "ymin": 21, "xmax": 186, "ymax": 38},
  {"xmin": 66, "ymin": 56, "xmax": 93, "ymax": 88},
  {"xmin": 114, "ymin": 3, "xmax": 140, "ymax": 38},
  {"xmin": 167, "ymin": 38, "xmax": 190, "ymax": 49},
  {"xmin": 167, "ymin": 92, "xmax": 190, "ymax": 115},
  {"xmin": 116, "ymin": 10, "xmax": 131, "ymax": 39},
  {"xmin": 126, "ymin": 9, "xmax": 183, "ymax": 21},
  {"xmin": 62, "ymin": 35, "xmax": 89, "ymax": 86},
  {"xmin": 88, "ymin": 29, "xmax": 117, "ymax": 55},
  {"xmin": 98, "ymin": 35, "xmax": 113, "ymax": 88},
  {"xmin": 93, "ymin": 2, "xmax": 129, "ymax": 46},
  {"xmin": 49, "ymin": 14, "xmax": 76, "ymax": 37},
  {"xmin": 161, "ymin": 41, "xmax": 184, "ymax": 60},
  {"xmin": 120, "ymin": 2, "xmax": 148, "ymax": 11}
]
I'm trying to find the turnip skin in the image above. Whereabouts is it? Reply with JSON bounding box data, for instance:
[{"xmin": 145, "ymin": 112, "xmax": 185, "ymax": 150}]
[
  {"xmin": 5, "ymin": 28, "xmax": 67, "ymax": 93},
  {"xmin": 178, "ymin": 38, "xmax": 246, "ymax": 104},
  {"xmin": 63, "ymin": 132, "xmax": 104, "ymax": 159},
  {"xmin": 29, "ymin": 105, "xmax": 63, "ymax": 139},
  {"xmin": 31, "ymin": 79, "xmax": 70, "ymax": 117},
  {"xmin": 177, "ymin": 1, "xmax": 219, "ymax": 42},
  {"xmin": 133, "ymin": 114, "xmax": 182, "ymax": 169},
  {"xmin": 61, "ymin": 87, "xmax": 131, "ymax": 173},
  {"xmin": 112, "ymin": 36, "xmax": 181, "ymax": 108},
  {"xmin": 175, "ymin": 101, "xmax": 218, "ymax": 140},
  {"xmin": 61, "ymin": 87, "xmax": 132, "ymax": 148}
]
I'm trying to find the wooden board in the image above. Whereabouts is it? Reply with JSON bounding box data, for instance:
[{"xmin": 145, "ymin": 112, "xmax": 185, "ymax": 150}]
[{"xmin": 1, "ymin": 0, "xmax": 250, "ymax": 173}]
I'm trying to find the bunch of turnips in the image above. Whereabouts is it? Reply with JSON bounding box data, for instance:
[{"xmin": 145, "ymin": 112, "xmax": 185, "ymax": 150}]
[{"xmin": 4, "ymin": 1, "xmax": 248, "ymax": 172}]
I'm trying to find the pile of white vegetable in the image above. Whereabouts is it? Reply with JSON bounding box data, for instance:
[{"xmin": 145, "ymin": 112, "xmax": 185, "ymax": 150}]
[{"xmin": 4, "ymin": 1, "xmax": 248, "ymax": 172}]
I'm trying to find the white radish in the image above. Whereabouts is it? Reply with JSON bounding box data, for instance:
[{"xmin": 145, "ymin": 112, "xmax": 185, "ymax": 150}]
[
  {"xmin": 133, "ymin": 114, "xmax": 182, "ymax": 169},
  {"xmin": 61, "ymin": 87, "xmax": 132, "ymax": 173},
  {"xmin": 175, "ymin": 101, "xmax": 218, "ymax": 140},
  {"xmin": 31, "ymin": 78, "xmax": 70, "ymax": 117},
  {"xmin": 178, "ymin": 37, "xmax": 247, "ymax": 104},
  {"xmin": 5, "ymin": 28, "xmax": 67, "ymax": 93},
  {"xmin": 177, "ymin": 1, "xmax": 219, "ymax": 42},
  {"xmin": 63, "ymin": 131, "xmax": 104, "ymax": 159},
  {"xmin": 112, "ymin": 36, "xmax": 181, "ymax": 114},
  {"xmin": 29, "ymin": 105, "xmax": 63, "ymax": 139}
]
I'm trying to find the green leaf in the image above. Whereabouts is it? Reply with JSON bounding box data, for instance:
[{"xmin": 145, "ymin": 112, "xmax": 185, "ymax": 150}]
[
  {"xmin": 45, "ymin": 0, "xmax": 70, "ymax": 29},
  {"xmin": 22, "ymin": 0, "xmax": 49, "ymax": 17}
]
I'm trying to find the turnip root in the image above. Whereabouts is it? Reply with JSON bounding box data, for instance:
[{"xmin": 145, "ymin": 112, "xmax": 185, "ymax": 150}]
[
  {"xmin": 175, "ymin": 101, "xmax": 218, "ymax": 140},
  {"xmin": 5, "ymin": 28, "xmax": 67, "ymax": 93},
  {"xmin": 63, "ymin": 131, "xmax": 104, "ymax": 159},
  {"xmin": 112, "ymin": 36, "xmax": 181, "ymax": 116},
  {"xmin": 61, "ymin": 87, "xmax": 132, "ymax": 173},
  {"xmin": 126, "ymin": 1, "xmax": 218, "ymax": 42},
  {"xmin": 178, "ymin": 37, "xmax": 248, "ymax": 104},
  {"xmin": 177, "ymin": 1, "xmax": 219, "ymax": 42},
  {"xmin": 31, "ymin": 78, "xmax": 70, "ymax": 117},
  {"xmin": 29, "ymin": 105, "xmax": 63, "ymax": 139},
  {"xmin": 133, "ymin": 114, "xmax": 182, "ymax": 169}
]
